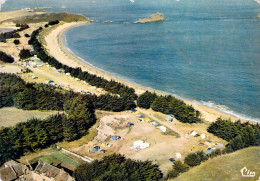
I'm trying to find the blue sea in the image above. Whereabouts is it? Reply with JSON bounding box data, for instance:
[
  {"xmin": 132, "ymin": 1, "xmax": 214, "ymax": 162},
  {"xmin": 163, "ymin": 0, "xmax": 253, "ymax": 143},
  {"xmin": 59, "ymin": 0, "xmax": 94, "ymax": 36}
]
[{"xmin": 2, "ymin": 0, "xmax": 260, "ymax": 122}]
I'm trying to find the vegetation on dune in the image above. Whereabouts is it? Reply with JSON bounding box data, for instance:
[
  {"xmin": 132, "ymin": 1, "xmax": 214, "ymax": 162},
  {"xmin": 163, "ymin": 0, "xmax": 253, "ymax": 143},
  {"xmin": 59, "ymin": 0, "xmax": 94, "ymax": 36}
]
[
  {"xmin": 137, "ymin": 91, "xmax": 202, "ymax": 123},
  {"xmin": 167, "ymin": 118, "xmax": 260, "ymax": 179},
  {"xmin": 0, "ymin": 24, "xmax": 29, "ymax": 42},
  {"xmin": 166, "ymin": 161, "xmax": 189, "ymax": 179},
  {"xmin": 173, "ymin": 147, "xmax": 260, "ymax": 181},
  {"xmin": 3, "ymin": 12, "xmax": 89, "ymax": 24},
  {"xmin": 0, "ymin": 51, "xmax": 14, "ymax": 63},
  {"xmin": 74, "ymin": 154, "xmax": 163, "ymax": 181},
  {"xmin": 207, "ymin": 118, "xmax": 260, "ymax": 152}
]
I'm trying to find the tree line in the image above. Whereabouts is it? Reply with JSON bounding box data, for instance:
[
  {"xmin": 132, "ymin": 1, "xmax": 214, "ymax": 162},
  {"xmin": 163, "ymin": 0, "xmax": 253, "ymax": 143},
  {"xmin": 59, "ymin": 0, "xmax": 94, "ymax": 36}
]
[
  {"xmin": 0, "ymin": 73, "xmax": 136, "ymax": 112},
  {"xmin": 28, "ymin": 25, "xmax": 137, "ymax": 100},
  {"xmin": 137, "ymin": 91, "xmax": 202, "ymax": 123},
  {"xmin": 207, "ymin": 118, "xmax": 260, "ymax": 152},
  {"xmin": 0, "ymin": 51, "xmax": 14, "ymax": 63},
  {"xmin": 74, "ymin": 154, "xmax": 163, "ymax": 181},
  {"xmin": 0, "ymin": 24, "xmax": 29, "ymax": 42},
  {"xmin": 0, "ymin": 112, "xmax": 96, "ymax": 166}
]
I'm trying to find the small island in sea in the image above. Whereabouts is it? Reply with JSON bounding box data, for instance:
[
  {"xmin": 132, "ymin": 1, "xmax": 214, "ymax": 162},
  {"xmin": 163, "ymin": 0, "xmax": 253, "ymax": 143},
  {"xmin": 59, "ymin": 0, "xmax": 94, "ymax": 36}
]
[{"xmin": 134, "ymin": 12, "xmax": 165, "ymax": 23}]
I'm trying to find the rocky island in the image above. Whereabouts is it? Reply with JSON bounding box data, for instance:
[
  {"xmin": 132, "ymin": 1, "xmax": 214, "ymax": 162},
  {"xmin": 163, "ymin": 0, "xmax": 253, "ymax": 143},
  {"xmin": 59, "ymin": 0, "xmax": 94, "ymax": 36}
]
[{"xmin": 134, "ymin": 12, "xmax": 164, "ymax": 24}]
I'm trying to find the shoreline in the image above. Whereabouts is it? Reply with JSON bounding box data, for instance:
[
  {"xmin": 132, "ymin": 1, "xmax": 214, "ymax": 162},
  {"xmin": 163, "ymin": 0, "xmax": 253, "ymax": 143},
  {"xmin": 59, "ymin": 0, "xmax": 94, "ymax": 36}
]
[{"xmin": 45, "ymin": 21, "xmax": 250, "ymax": 123}]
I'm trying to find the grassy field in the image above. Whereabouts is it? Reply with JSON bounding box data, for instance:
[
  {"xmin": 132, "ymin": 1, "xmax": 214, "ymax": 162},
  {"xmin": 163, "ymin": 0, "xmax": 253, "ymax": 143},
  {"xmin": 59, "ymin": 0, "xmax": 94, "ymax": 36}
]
[
  {"xmin": 30, "ymin": 151, "xmax": 82, "ymax": 170},
  {"xmin": 0, "ymin": 107, "xmax": 59, "ymax": 127},
  {"xmin": 173, "ymin": 147, "xmax": 260, "ymax": 181},
  {"xmin": 2, "ymin": 12, "xmax": 89, "ymax": 24}
]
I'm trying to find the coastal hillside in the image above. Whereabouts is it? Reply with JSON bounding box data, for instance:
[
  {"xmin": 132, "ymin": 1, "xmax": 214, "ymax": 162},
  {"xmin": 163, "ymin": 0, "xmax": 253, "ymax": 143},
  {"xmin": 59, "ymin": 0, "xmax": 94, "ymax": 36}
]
[
  {"xmin": 0, "ymin": 9, "xmax": 44, "ymax": 22},
  {"xmin": 134, "ymin": 12, "xmax": 164, "ymax": 23},
  {"xmin": 1, "ymin": 12, "xmax": 89, "ymax": 24},
  {"xmin": 173, "ymin": 147, "xmax": 260, "ymax": 181}
]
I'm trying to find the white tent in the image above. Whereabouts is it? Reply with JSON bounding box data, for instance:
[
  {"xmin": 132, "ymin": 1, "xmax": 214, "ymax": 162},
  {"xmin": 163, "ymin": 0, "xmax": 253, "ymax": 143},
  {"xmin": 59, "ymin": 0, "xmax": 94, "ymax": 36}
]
[
  {"xmin": 131, "ymin": 140, "xmax": 150, "ymax": 150},
  {"xmin": 176, "ymin": 153, "xmax": 181, "ymax": 159},
  {"xmin": 157, "ymin": 126, "xmax": 167, "ymax": 133},
  {"xmin": 190, "ymin": 131, "xmax": 197, "ymax": 136}
]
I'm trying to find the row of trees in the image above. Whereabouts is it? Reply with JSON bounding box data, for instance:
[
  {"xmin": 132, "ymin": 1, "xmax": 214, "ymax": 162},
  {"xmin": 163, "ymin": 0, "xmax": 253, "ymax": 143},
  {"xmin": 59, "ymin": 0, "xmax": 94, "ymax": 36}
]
[
  {"xmin": 28, "ymin": 26, "xmax": 137, "ymax": 100},
  {"xmin": 0, "ymin": 24, "xmax": 29, "ymax": 42},
  {"xmin": 207, "ymin": 118, "xmax": 260, "ymax": 152},
  {"xmin": 137, "ymin": 91, "xmax": 202, "ymax": 123},
  {"xmin": 0, "ymin": 73, "xmax": 136, "ymax": 112},
  {"xmin": 0, "ymin": 112, "xmax": 95, "ymax": 166},
  {"xmin": 74, "ymin": 154, "xmax": 163, "ymax": 181},
  {"xmin": 0, "ymin": 51, "xmax": 14, "ymax": 63},
  {"xmin": 48, "ymin": 20, "xmax": 60, "ymax": 25}
]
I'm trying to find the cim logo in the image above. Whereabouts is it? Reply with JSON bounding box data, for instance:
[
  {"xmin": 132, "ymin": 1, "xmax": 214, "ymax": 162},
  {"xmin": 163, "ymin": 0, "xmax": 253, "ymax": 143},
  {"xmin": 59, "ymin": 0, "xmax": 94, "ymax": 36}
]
[{"xmin": 240, "ymin": 167, "xmax": 256, "ymax": 178}]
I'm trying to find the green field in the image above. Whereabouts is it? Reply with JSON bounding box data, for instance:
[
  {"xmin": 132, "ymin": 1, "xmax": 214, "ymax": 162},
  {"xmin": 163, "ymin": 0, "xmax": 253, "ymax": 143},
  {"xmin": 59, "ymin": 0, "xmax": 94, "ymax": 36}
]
[
  {"xmin": 173, "ymin": 147, "xmax": 260, "ymax": 181},
  {"xmin": 0, "ymin": 107, "xmax": 58, "ymax": 127},
  {"xmin": 30, "ymin": 151, "xmax": 82, "ymax": 170}
]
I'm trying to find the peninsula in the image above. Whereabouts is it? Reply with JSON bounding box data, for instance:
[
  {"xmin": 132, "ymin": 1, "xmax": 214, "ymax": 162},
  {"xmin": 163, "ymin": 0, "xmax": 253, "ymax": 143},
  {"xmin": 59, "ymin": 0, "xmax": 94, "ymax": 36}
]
[{"xmin": 134, "ymin": 12, "xmax": 165, "ymax": 24}]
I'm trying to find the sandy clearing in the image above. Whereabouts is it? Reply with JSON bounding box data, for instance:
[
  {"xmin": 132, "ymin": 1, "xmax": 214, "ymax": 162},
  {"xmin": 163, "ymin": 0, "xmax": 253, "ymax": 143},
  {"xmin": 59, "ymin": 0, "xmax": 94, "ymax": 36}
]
[{"xmin": 70, "ymin": 111, "xmax": 226, "ymax": 174}]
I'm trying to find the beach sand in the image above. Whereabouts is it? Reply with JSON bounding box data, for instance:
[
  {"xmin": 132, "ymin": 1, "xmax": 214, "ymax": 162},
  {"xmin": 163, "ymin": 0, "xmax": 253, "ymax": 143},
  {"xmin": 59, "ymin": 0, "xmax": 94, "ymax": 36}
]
[{"xmin": 44, "ymin": 22, "xmax": 244, "ymax": 123}]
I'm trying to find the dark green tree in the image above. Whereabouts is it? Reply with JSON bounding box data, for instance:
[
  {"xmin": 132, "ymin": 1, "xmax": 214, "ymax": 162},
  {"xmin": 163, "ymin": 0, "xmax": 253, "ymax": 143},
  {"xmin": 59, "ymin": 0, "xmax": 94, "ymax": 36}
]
[
  {"xmin": 184, "ymin": 153, "xmax": 201, "ymax": 167},
  {"xmin": 19, "ymin": 49, "xmax": 33, "ymax": 60},
  {"xmin": 137, "ymin": 91, "xmax": 157, "ymax": 109}
]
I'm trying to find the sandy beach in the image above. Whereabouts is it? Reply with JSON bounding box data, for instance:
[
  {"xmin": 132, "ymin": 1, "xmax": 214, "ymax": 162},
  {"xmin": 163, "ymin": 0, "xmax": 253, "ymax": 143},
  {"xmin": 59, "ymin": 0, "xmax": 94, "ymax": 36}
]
[{"xmin": 44, "ymin": 22, "xmax": 244, "ymax": 123}]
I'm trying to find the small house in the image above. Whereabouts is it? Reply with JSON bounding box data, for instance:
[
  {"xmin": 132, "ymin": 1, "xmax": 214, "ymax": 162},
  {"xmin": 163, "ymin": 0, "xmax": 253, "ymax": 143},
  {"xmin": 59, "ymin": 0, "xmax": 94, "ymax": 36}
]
[{"xmin": 201, "ymin": 134, "xmax": 206, "ymax": 139}]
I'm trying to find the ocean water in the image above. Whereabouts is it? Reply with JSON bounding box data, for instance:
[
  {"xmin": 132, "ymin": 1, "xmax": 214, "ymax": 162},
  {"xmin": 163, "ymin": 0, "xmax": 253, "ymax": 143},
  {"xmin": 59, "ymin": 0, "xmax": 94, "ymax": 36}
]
[{"xmin": 2, "ymin": 0, "xmax": 260, "ymax": 122}]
